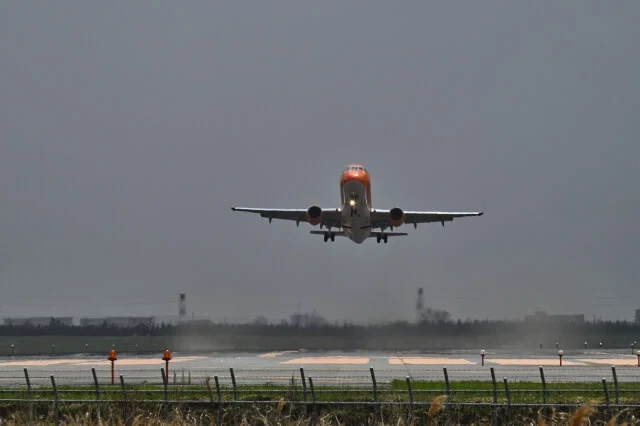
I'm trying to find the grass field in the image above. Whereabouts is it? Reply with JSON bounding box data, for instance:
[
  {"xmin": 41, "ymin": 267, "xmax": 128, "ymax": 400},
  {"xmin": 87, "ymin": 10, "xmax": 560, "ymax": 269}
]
[{"xmin": 1, "ymin": 379, "xmax": 640, "ymax": 424}]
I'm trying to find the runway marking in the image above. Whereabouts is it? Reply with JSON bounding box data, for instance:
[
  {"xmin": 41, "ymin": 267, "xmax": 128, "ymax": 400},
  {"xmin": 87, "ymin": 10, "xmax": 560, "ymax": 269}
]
[
  {"xmin": 70, "ymin": 356, "xmax": 207, "ymax": 366},
  {"xmin": 0, "ymin": 359, "xmax": 85, "ymax": 367},
  {"xmin": 281, "ymin": 357, "xmax": 370, "ymax": 365},
  {"xmin": 259, "ymin": 351, "xmax": 298, "ymax": 358},
  {"xmin": 388, "ymin": 357, "xmax": 474, "ymax": 365},
  {"xmin": 486, "ymin": 359, "xmax": 586, "ymax": 366},
  {"xmin": 579, "ymin": 358, "xmax": 639, "ymax": 366}
]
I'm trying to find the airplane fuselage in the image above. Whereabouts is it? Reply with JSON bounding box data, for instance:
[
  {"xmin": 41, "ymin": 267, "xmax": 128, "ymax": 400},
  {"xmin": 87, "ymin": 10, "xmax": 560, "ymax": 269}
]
[{"xmin": 339, "ymin": 165, "xmax": 372, "ymax": 244}]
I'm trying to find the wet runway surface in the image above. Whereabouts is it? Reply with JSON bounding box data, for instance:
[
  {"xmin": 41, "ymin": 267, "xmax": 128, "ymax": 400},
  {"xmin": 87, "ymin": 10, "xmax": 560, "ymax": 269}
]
[{"xmin": 1, "ymin": 349, "xmax": 639, "ymax": 387}]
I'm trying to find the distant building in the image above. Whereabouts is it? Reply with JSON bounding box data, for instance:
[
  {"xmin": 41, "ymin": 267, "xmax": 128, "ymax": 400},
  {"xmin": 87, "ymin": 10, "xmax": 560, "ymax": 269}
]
[
  {"xmin": 3, "ymin": 317, "xmax": 73, "ymax": 327},
  {"xmin": 79, "ymin": 316, "xmax": 155, "ymax": 328},
  {"xmin": 524, "ymin": 311, "xmax": 584, "ymax": 324}
]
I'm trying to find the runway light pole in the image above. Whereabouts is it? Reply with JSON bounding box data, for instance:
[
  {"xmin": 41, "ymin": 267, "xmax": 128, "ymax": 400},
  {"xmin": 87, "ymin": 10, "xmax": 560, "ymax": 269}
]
[
  {"xmin": 637, "ymin": 350, "xmax": 640, "ymax": 367},
  {"xmin": 162, "ymin": 349, "xmax": 172, "ymax": 380},
  {"xmin": 558, "ymin": 349, "xmax": 563, "ymax": 367},
  {"xmin": 108, "ymin": 349, "xmax": 117, "ymax": 385},
  {"xmin": 480, "ymin": 349, "xmax": 486, "ymax": 366}
]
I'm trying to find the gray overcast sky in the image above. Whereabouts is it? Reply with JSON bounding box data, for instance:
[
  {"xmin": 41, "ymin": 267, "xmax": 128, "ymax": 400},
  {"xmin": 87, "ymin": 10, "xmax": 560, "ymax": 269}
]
[{"xmin": 1, "ymin": 2, "xmax": 639, "ymax": 323}]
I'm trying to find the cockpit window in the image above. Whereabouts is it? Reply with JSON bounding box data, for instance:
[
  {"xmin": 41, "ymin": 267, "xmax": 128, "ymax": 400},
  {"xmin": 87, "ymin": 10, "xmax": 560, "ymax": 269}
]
[{"xmin": 345, "ymin": 165, "xmax": 366, "ymax": 172}]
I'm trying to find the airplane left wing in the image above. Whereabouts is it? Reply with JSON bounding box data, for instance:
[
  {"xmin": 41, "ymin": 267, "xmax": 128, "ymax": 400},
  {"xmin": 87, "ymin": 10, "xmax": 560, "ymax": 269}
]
[
  {"xmin": 371, "ymin": 210, "xmax": 483, "ymax": 228},
  {"xmin": 231, "ymin": 207, "xmax": 341, "ymax": 228}
]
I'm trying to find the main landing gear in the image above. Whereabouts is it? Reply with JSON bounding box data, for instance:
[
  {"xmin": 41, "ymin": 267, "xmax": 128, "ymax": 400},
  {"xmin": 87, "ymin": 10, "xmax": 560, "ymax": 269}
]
[
  {"xmin": 323, "ymin": 232, "xmax": 336, "ymax": 242},
  {"xmin": 376, "ymin": 234, "xmax": 388, "ymax": 244}
]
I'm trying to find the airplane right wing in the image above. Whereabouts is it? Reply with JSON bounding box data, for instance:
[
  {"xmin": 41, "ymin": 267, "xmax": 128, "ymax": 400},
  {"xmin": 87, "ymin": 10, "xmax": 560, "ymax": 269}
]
[{"xmin": 371, "ymin": 209, "xmax": 483, "ymax": 228}]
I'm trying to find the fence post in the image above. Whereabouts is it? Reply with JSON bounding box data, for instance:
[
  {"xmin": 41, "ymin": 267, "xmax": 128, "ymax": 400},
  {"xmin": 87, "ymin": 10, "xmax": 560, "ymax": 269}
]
[
  {"xmin": 602, "ymin": 378, "xmax": 610, "ymax": 413},
  {"xmin": 24, "ymin": 368, "xmax": 32, "ymax": 423},
  {"xmin": 504, "ymin": 377, "xmax": 512, "ymax": 423},
  {"xmin": 120, "ymin": 375, "xmax": 128, "ymax": 426},
  {"xmin": 308, "ymin": 376, "xmax": 317, "ymax": 425},
  {"xmin": 300, "ymin": 367, "xmax": 307, "ymax": 401},
  {"xmin": 92, "ymin": 367, "xmax": 101, "ymax": 421},
  {"xmin": 406, "ymin": 376, "xmax": 413, "ymax": 405},
  {"xmin": 503, "ymin": 377, "xmax": 511, "ymax": 407},
  {"xmin": 230, "ymin": 367, "xmax": 238, "ymax": 400},
  {"xmin": 161, "ymin": 368, "xmax": 169, "ymax": 418},
  {"xmin": 214, "ymin": 375, "xmax": 222, "ymax": 426},
  {"xmin": 370, "ymin": 367, "xmax": 378, "ymax": 401},
  {"xmin": 50, "ymin": 375, "xmax": 60, "ymax": 426},
  {"xmin": 406, "ymin": 375, "xmax": 414, "ymax": 423},
  {"xmin": 611, "ymin": 366, "xmax": 619, "ymax": 405},
  {"xmin": 490, "ymin": 367, "xmax": 497, "ymax": 404},
  {"xmin": 443, "ymin": 367, "xmax": 451, "ymax": 398},
  {"xmin": 539, "ymin": 366, "xmax": 547, "ymax": 404}
]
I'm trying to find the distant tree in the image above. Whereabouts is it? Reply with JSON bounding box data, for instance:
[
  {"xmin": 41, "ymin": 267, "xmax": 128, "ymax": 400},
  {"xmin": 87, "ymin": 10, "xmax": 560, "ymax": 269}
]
[{"xmin": 253, "ymin": 316, "xmax": 269, "ymax": 326}]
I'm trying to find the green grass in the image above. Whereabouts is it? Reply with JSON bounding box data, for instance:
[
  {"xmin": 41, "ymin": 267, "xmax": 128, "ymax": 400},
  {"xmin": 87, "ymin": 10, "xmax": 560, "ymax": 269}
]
[{"xmin": 0, "ymin": 379, "xmax": 637, "ymax": 405}]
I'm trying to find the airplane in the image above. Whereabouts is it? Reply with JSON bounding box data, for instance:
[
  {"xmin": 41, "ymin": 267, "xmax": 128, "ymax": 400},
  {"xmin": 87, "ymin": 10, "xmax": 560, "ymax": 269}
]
[{"xmin": 231, "ymin": 164, "xmax": 483, "ymax": 244}]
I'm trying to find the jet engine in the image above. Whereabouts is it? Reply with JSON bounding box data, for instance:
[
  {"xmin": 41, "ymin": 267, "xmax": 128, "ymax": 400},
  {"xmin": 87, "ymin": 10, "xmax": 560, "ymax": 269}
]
[
  {"xmin": 306, "ymin": 206, "xmax": 323, "ymax": 225},
  {"xmin": 388, "ymin": 207, "xmax": 405, "ymax": 227}
]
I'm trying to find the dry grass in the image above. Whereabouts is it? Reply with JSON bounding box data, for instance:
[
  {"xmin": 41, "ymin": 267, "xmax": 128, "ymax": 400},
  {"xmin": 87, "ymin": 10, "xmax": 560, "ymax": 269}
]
[
  {"xmin": 1, "ymin": 400, "xmax": 640, "ymax": 425},
  {"xmin": 426, "ymin": 395, "xmax": 447, "ymax": 425}
]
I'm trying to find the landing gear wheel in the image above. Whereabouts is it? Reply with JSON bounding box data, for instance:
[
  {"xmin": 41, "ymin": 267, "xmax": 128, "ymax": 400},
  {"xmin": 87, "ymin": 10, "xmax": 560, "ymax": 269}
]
[
  {"xmin": 383, "ymin": 235, "xmax": 388, "ymax": 244},
  {"xmin": 330, "ymin": 233, "xmax": 335, "ymax": 242},
  {"xmin": 376, "ymin": 234, "xmax": 382, "ymax": 244},
  {"xmin": 323, "ymin": 233, "xmax": 329, "ymax": 242}
]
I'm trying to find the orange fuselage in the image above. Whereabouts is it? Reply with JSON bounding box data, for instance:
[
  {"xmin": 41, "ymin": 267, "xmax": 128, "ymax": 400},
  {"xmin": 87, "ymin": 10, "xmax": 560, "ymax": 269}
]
[{"xmin": 340, "ymin": 167, "xmax": 371, "ymax": 207}]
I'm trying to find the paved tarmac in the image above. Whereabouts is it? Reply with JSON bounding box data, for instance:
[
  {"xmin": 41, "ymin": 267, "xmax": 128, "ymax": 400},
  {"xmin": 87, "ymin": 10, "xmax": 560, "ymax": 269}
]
[{"xmin": 1, "ymin": 349, "xmax": 639, "ymax": 387}]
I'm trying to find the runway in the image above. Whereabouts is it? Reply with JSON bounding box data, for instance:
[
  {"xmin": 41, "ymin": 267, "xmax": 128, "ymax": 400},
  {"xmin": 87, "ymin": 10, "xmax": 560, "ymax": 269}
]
[{"xmin": 1, "ymin": 349, "xmax": 639, "ymax": 387}]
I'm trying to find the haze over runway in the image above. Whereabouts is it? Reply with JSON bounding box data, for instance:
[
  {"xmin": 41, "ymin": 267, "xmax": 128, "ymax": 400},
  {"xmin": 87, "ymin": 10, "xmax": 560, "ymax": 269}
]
[{"xmin": 1, "ymin": 2, "xmax": 639, "ymax": 323}]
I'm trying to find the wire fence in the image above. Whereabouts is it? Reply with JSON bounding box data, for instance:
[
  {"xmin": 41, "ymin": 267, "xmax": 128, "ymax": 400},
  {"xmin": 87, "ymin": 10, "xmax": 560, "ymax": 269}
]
[{"xmin": 2, "ymin": 365, "xmax": 640, "ymax": 425}]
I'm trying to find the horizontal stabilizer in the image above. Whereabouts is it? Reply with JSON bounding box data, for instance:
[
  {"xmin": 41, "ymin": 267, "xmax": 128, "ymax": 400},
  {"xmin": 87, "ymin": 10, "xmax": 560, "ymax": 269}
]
[
  {"xmin": 310, "ymin": 231, "xmax": 346, "ymax": 237},
  {"xmin": 370, "ymin": 232, "xmax": 408, "ymax": 238}
]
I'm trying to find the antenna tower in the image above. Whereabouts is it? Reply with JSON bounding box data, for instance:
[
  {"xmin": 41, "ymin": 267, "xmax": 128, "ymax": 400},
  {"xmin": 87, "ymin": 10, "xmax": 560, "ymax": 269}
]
[
  {"xmin": 416, "ymin": 288, "xmax": 425, "ymax": 323},
  {"xmin": 179, "ymin": 293, "xmax": 187, "ymax": 322}
]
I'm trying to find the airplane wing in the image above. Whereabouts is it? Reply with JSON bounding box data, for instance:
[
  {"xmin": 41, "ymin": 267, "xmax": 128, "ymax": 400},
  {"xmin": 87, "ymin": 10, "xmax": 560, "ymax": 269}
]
[
  {"xmin": 231, "ymin": 207, "xmax": 342, "ymax": 228},
  {"xmin": 371, "ymin": 210, "xmax": 483, "ymax": 228}
]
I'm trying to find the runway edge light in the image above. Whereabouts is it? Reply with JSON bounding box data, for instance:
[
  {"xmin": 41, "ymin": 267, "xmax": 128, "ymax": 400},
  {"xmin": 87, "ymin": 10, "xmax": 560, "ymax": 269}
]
[
  {"xmin": 162, "ymin": 349, "xmax": 172, "ymax": 381},
  {"xmin": 108, "ymin": 349, "xmax": 117, "ymax": 385}
]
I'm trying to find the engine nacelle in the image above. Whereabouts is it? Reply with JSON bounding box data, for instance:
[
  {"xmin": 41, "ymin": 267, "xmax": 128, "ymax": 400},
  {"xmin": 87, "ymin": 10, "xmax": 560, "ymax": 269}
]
[
  {"xmin": 388, "ymin": 207, "xmax": 405, "ymax": 227},
  {"xmin": 306, "ymin": 205, "xmax": 323, "ymax": 225}
]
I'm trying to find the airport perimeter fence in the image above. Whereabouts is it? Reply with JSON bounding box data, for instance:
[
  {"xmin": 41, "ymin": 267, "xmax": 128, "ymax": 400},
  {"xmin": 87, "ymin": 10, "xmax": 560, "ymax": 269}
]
[{"xmin": 3, "ymin": 366, "xmax": 640, "ymax": 424}]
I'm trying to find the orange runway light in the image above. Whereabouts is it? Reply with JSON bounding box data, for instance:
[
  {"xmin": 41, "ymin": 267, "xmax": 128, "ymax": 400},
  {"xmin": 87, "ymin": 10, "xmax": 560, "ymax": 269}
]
[
  {"xmin": 107, "ymin": 349, "xmax": 117, "ymax": 385},
  {"xmin": 162, "ymin": 349, "xmax": 172, "ymax": 382}
]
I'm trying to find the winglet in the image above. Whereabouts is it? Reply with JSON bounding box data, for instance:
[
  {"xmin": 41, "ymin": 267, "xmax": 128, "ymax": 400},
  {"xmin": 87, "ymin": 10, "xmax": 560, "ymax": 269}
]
[
  {"xmin": 231, "ymin": 207, "xmax": 237, "ymax": 211},
  {"xmin": 478, "ymin": 211, "xmax": 484, "ymax": 216}
]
